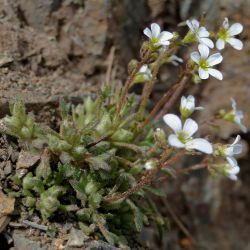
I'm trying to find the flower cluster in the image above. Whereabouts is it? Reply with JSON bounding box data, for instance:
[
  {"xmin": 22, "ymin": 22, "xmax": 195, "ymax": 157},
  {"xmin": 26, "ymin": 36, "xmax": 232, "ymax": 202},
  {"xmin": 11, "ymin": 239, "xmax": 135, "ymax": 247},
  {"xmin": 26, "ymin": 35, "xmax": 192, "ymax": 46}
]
[
  {"xmin": 162, "ymin": 95, "xmax": 212, "ymax": 154},
  {"xmin": 160, "ymin": 95, "xmax": 246, "ymax": 181},
  {"xmin": 185, "ymin": 18, "xmax": 243, "ymax": 81},
  {"xmin": 143, "ymin": 18, "xmax": 243, "ymax": 83},
  {"xmin": 214, "ymin": 135, "xmax": 242, "ymax": 180}
]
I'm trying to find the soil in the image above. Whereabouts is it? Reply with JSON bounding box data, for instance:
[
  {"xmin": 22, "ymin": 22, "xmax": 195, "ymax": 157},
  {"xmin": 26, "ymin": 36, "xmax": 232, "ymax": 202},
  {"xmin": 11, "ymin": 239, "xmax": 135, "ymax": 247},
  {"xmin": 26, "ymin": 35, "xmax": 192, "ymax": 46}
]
[{"xmin": 0, "ymin": 0, "xmax": 250, "ymax": 249}]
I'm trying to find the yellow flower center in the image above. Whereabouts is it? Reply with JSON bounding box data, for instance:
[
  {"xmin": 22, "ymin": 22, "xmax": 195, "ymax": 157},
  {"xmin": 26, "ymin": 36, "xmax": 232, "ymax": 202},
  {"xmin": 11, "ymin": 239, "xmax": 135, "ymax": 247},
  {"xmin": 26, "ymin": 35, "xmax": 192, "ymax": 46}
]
[{"xmin": 199, "ymin": 58, "xmax": 209, "ymax": 69}]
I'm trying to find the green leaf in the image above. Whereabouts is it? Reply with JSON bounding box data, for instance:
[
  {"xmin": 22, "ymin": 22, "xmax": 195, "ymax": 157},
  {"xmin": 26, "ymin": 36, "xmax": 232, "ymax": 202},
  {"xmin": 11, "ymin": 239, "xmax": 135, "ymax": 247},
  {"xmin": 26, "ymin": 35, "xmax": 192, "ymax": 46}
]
[
  {"xmin": 59, "ymin": 100, "xmax": 70, "ymax": 120},
  {"xmin": 144, "ymin": 186, "xmax": 165, "ymax": 197},
  {"xmin": 126, "ymin": 199, "xmax": 143, "ymax": 232}
]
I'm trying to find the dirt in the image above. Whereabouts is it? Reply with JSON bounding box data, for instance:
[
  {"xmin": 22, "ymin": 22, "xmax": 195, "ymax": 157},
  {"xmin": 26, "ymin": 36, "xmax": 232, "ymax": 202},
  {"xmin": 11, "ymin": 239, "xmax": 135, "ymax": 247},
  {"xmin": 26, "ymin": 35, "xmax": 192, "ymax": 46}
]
[{"xmin": 0, "ymin": 0, "xmax": 250, "ymax": 249}]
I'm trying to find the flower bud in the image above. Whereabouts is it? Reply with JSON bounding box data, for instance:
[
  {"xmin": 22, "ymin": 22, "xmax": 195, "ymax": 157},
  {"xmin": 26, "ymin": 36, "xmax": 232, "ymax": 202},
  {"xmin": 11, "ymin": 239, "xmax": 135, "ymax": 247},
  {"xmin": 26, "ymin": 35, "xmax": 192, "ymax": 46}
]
[
  {"xmin": 182, "ymin": 30, "xmax": 196, "ymax": 44},
  {"xmin": 128, "ymin": 59, "xmax": 138, "ymax": 75},
  {"xmin": 144, "ymin": 160, "xmax": 158, "ymax": 170},
  {"xmin": 140, "ymin": 41, "xmax": 150, "ymax": 57},
  {"xmin": 154, "ymin": 128, "xmax": 166, "ymax": 144},
  {"xmin": 192, "ymin": 74, "xmax": 202, "ymax": 84}
]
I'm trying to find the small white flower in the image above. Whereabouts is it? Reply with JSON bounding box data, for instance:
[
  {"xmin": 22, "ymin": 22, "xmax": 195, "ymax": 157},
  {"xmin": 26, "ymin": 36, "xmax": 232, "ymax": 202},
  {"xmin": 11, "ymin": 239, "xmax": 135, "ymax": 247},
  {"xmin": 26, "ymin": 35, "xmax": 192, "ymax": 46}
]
[
  {"xmin": 163, "ymin": 114, "xmax": 213, "ymax": 154},
  {"xmin": 231, "ymin": 98, "xmax": 247, "ymax": 133},
  {"xmin": 186, "ymin": 19, "xmax": 214, "ymax": 48},
  {"xmin": 215, "ymin": 135, "xmax": 242, "ymax": 180},
  {"xmin": 224, "ymin": 135, "xmax": 242, "ymax": 159},
  {"xmin": 167, "ymin": 55, "xmax": 183, "ymax": 66},
  {"xmin": 139, "ymin": 65, "xmax": 152, "ymax": 81},
  {"xmin": 191, "ymin": 44, "xmax": 223, "ymax": 80},
  {"xmin": 143, "ymin": 23, "xmax": 173, "ymax": 46},
  {"xmin": 180, "ymin": 95, "xmax": 203, "ymax": 118},
  {"xmin": 225, "ymin": 163, "xmax": 240, "ymax": 181},
  {"xmin": 216, "ymin": 18, "xmax": 243, "ymax": 50}
]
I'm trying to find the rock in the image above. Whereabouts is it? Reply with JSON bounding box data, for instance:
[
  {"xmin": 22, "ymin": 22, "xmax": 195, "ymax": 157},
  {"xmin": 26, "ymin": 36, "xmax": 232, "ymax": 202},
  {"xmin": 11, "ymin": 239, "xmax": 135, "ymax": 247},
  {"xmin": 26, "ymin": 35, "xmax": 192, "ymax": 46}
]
[
  {"xmin": 16, "ymin": 150, "xmax": 40, "ymax": 170},
  {"xmin": 0, "ymin": 54, "xmax": 13, "ymax": 67},
  {"xmin": 0, "ymin": 216, "xmax": 10, "ymax": 233},
  {"xmin": 4, "ymin": 160, "xmax": 12, "ymax": 175},
  {"xmin": 0, "ymin": 191, "xmax": 15, "ymax": 217},
  {"xmin": 67, "ymin": 227, "xmax": 87, "ymax": 247},
  {"xmin": 0, "ymin": 191, "xmax": 15, "ymax": 233},
  {"xmin": 12, "ymin": 230, "xmax": 48, "ymax": 250}
]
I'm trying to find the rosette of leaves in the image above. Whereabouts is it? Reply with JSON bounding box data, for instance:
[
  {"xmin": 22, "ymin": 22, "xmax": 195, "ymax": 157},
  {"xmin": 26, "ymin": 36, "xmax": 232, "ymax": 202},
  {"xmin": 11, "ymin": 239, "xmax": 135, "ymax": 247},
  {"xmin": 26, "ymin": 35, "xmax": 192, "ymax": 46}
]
[{"xmin": 2, "ymin": 91, "xmax": 166, "ymax": 247}]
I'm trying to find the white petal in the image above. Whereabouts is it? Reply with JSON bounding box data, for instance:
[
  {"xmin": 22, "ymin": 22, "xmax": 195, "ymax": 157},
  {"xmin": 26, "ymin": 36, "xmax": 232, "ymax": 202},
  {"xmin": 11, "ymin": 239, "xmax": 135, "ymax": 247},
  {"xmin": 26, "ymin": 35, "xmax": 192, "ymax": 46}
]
[
  {"xmin": 168, "ymin": 134, "xmax": 185, "ymax": 148},
  {"xmin": 207, "ymin": 53, "xmax": 223, "ymax": 66},
  {"xmin": 228, "ymin": 23, "xmax": 243, "ymax": 36},
  {"xmin": 198, "ymin": 44, "xmax": 209, "ymax": 58},
  {"xmin": 158, "ymin": 40, "xmax": 170, "ymax": 46},
  {"xmin": 228, "ymin": 174, "xmax": 238, "ymax": 181},
  {"xmin": 231, "ymin": 98, "xmax": 237, "ymax": 111},
  {"xmin": 170, "ymin": 55, "xmax": 183, "ymax": 63},
  {"xmin": 207, "ymin": 68, "xmax": 223, "ymax": 80},
  {"xmin": 191, "ymin": 19, "xmax": 200, "ymax": 29},
  {"xmin": 198, "ymin": 27, "xmax": 209, "ymax": 37},
  {"xmin": 190, "ymin": 51, "xmax": 200, "ymax": 64},
  {"xmin": 225, "ymin": 137, "xmax": 242, "ymax": 156},
  {"xmin": 163, "ymin": 114, "xmax": 182, "ymax": 133},
  {"xmin": 180, "ymin": 96, "xmax": 187, "ymax": 109},
  {"xmin": 235, "ymin": 110, "xmax": 244, "ymax": 120},
  {"xmin": 143, "ymin": 27, "xmax": 152, "ymax": 38},
  {"xmin": 239, "ymin": 123, "xmax": 247, "ymax": 133},
  {"xmin": 226, "ymin": 156, "xmax": 238, "ymax": 168},
  {"xmin": 151, "ymin": 23, "xmax": 161, "ymax": 38},
  {"xmin": 185, "ymin": 95, "xmax": 195, "ymax": 110},
  {"xmin": 186, "ymin": 20, "xmax": 193, "ymax": 31},
  {"xmin": 183, "ymin": 118, "xmax": 198, "ymax": 137},
  {"xmin": 232, "ymin": 135, "xmax": 241, "ymax": 146},
  {"xmin": 227, "ymin": 38, "xmax": 243, "ymax": 50},
  {"xmin": 216, "ymin": 39, "xmax": 225, "ymax": 50},
  {"xmin": 159, "ymin": 31, "xmax": 173, "ymax": 41},
  {"xmin": 139, "ymin": 65, "xmax": 148, "ymax": 73},
  {"xmin": 229, "ymin": 165, "xmax": 240, "ymax": 175},
  {"xmin": 195, "ymin": 106, "xmax": 204, "ymax": 110},
  {"xmin": 223, "ymin": 17, "xmax": 229, "ymax": 29},
  {"xmin": 199, "ymin": 38, "xmax": 214, "ymax": 49},
  {"xmin": 186, "ymin": 138, "xmax": 213, "ymax": 154},
  {"xmin": 198, "ymin": 67, "xmax": 209, "ymax": 79},
  {"xmin": 232, "ymin": 144, "xmax": 243, "ymax": 155}
]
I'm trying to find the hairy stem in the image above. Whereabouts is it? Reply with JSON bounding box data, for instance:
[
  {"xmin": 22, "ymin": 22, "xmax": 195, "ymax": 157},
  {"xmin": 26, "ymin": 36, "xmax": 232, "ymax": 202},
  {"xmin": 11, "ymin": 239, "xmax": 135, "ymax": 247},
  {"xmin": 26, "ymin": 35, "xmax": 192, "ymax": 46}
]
[
  {"xmin": 105, "ymin": 150, "xmax": 185, "ymax": 202},
  {"xmin": 114, "ymin": 55, "xmax": 149, "ymax": 122}
]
